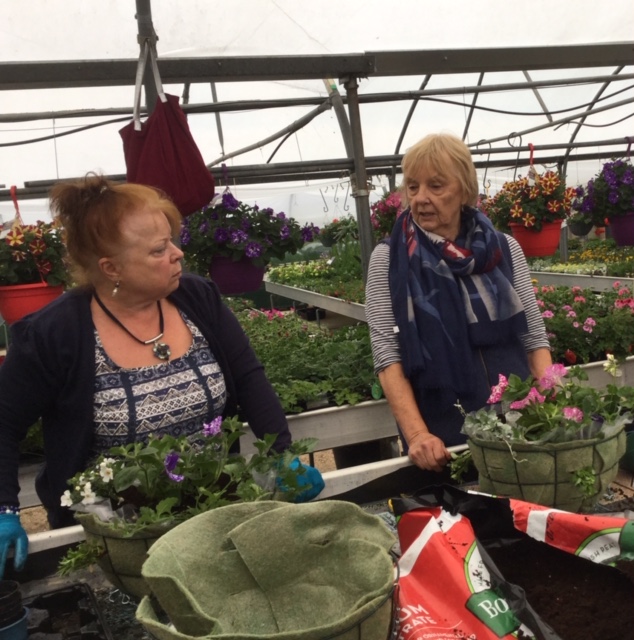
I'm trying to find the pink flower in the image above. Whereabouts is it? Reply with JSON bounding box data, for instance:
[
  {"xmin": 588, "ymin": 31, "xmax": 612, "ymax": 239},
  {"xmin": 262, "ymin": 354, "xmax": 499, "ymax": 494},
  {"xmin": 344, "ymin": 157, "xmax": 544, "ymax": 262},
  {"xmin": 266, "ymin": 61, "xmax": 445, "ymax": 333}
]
[
  {"xmin": 536, "ymin": 299, "xmax": 544, "ymax": 308},
  {"xmin": 509, "ymin": 387, "xmax": 546, "ymax": 410},
  {"xmin": 571, "ymin": 286, "xmax": 582, "ymax": 293},
  {"xmin": 584, "ymin": 317, "xmax": 596, "ymax": 327},
  {"xmin": 573, "ymin": 296, "xmax": 586, "ymax": 303},
  {"xmin": 618, "ymin": 288, "xmax": 630, "ymax": 296},
  {"xmin": 563, "ymin": 407, "xmax": 584, "ymax": 423},
  {"xmin": 567, "ymin": 310, "xmax": 577, "ymax": 318},
  {"xmin": 539, "ymin": 363, "xmax": 568, "ymax": 390},
  {"xmin": 487, "ymin": 374, "xmax": 509, "ymax": 404},
  {"xmin": 542, "ymin": 310, "xmax": 554, "ymax": 318},
  {"xmin": 573, "ymin": 322, "xmax": 580, "ymax": 328}
]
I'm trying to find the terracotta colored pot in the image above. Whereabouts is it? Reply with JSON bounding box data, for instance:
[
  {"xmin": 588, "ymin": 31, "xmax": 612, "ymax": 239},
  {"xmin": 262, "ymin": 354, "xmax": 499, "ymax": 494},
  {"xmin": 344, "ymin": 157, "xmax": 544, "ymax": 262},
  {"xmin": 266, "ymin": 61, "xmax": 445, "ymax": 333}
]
[
  {"xmin": 0, "ymin": 282, "xmax": 64, "ymax": 325},
  {"xmin": 509, "ymin": 220, "xmax": 562, "ymax": 257}
]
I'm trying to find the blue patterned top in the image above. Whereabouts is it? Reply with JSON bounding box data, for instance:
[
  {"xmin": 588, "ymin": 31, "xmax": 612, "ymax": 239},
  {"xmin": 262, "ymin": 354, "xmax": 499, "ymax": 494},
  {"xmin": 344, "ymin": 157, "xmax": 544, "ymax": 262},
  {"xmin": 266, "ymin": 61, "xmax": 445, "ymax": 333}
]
[{"xmin": 92, "ymin": 312, "xmax": 226, "ymax": 452}]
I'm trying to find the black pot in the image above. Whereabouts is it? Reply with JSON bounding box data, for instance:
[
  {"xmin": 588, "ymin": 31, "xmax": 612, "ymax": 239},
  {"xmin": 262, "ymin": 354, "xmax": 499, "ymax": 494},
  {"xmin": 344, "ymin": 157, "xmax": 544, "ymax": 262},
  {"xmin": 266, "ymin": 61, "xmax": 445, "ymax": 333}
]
[
  {"xmin": 0, "ymin": 580, "xmax": 23, "ymax": 628},
  {"xmin": 568, "ymin": 219, "xmax": 593, "ymax": 236}
]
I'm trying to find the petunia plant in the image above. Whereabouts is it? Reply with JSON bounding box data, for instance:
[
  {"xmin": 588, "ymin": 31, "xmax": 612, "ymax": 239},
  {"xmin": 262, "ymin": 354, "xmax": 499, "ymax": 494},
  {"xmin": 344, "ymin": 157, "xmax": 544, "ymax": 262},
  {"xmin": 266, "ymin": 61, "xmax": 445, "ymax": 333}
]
[
  {"xmin": 461, "ymin": 362, "xmax": 634, "ymax": 445},
  {"xmin": 180, "ymin": 189, "xmax": 319, "ymax": 272},
  {"xmin": 59, "ymin": 416, "xmax": 317, "ymax": 535},
  {"xmin": 0, "ymin": 219, "xmax": 69, "ymax": 286},
  {"xmin": 482, "ymin": 170, "xmax": 575, "ymax": 233}
]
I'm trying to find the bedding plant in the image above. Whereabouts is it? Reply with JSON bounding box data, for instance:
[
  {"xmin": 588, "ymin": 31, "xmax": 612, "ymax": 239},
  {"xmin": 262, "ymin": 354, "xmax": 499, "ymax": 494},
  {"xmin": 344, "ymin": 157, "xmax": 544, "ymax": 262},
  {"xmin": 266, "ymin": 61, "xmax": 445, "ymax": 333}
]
[
  {"xmin": 180, "ymin": 189, "xmax": 319, "ymax": 272},
  {"xmin": 58, "ymin": 416, "xmax": 316, "ymax": 574},
  {"xmin": 237, "ymin": 308, "xmax": 378, "ymax": 413},
  {"xmin": 535, "ymin": 281, "xmax": 634, "ymax": 365}
]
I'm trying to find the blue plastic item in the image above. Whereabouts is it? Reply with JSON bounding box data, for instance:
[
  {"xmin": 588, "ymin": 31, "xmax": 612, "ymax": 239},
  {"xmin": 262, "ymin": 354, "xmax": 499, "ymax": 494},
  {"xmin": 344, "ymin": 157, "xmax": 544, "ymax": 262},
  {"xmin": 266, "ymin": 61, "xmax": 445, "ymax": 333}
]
[{"xmin": 0, "ymin": 607, "xmax": 27, "ymax": 640}]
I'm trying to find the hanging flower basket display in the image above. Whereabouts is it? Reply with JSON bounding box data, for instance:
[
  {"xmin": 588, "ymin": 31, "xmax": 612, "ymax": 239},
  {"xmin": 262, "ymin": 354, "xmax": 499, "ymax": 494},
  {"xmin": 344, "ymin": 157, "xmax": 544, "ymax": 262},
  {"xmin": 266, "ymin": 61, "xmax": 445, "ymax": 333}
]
[
  {"xmin": 0, "ymin": 282, "xmax": 64, "ymax": 325},
  {"xmin": 482, "ymin": 170, "xmax": 573, "ymax": 257},
  {"xmin": 181, "ymin": 189, "xmax": 319, "ymax": 294}
]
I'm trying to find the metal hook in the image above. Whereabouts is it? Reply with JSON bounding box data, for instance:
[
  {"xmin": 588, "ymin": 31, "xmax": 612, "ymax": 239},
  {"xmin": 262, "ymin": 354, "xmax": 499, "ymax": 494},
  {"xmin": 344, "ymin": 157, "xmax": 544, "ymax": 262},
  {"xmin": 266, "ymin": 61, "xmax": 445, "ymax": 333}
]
[
  {"xmin": 342, "ymin": 181, "xmax": 350, "ymax": 212},
  {"xmin": 507, "ymin": 132, "xmax": 523, "ymax": 181},
  {"xmin": 476, "ymin": 139, "xmax": 492, "ymax": 195},
  {"xmin": 319, "ymin": 187, "xmax": 329, "ymax": 213},
  {"xmin": 333, "ymin": 183, "xmax": 340, "ymax": 203}
]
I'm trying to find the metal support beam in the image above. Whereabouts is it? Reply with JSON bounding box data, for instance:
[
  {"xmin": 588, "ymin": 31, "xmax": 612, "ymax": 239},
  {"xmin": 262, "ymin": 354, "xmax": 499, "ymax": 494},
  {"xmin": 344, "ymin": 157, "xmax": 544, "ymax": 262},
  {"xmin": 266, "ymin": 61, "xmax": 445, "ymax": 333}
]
[
  {"xmin": 343, "ymin": 76, "xmax": 374, "ymax": 283},
  {"xmin": 135, "ymin": 0, "xmax": 159, "ymax": 114}
]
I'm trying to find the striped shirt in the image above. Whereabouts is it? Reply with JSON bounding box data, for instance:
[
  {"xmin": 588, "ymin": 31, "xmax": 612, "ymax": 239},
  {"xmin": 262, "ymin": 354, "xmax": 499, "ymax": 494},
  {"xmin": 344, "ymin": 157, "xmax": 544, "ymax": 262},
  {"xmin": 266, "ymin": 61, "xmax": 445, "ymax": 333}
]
[{"xmin": 365, "ymin": 234, "xmax": 550, "ymax": 375}]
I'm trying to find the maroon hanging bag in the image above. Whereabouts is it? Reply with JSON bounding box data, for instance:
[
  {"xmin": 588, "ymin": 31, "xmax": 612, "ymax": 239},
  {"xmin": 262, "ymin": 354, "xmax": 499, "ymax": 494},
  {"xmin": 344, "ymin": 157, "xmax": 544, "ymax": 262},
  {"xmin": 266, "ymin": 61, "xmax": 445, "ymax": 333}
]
[{"xmin": 119, "ymin": 41, "xmax": 215, "ymax": 217}]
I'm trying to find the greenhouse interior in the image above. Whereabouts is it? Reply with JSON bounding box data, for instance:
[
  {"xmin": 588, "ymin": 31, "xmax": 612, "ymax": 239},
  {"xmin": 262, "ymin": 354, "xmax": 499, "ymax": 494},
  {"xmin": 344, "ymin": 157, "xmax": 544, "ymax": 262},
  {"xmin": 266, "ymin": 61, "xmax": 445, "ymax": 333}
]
[{"xmin": 1, "ymin": 2, "xmax": 634, "ymax": 640}]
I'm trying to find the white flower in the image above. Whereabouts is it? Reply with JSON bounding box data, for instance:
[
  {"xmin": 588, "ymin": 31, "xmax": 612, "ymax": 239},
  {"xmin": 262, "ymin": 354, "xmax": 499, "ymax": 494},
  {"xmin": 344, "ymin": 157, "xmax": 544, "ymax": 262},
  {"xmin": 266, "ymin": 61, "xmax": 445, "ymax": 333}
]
[
  {"xmin": 60, "ymin": 490, "xmax": 74, "ymax": 507},
  {"xmin": 99, "ymin": 462, "xmax": 114, "ymax": 483},
  {"xmin": 81, "ymin": 482, "xmax": 97, "ymax": 505},
  {"xmin": 603, "ymin": 354, "xmax": 622, "ymax": 378}
]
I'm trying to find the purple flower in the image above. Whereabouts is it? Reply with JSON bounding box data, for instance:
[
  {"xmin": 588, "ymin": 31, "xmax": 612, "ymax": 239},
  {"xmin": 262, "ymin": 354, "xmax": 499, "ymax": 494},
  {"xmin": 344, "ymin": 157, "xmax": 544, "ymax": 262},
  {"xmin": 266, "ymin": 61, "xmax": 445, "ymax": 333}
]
[
  {"xmin": 240, "ymin": 218, "xmax": 252, "ymax": 231},
  {"xmin": 199, "ymin": 221, "xmax": 209, "ymax": 234},
  {"xmin": 280, "ymin": 225, "xmax": 290, "ymax": 240},
  {"xmin": 608, "ymin": 191, "xmax": 620, "ymax": 205},
  {"xmin": 245, "ymin": 242, "xmax": 263, "ymax": 258},
  {"xmin": 222, "ymin": 192, "xmax": 240, "ymax": 211},
  {"xmin": 180, "ymin": 228, "xmax": 191, "ymax": 246},
  {"xmin": 277, "ymin": 212, "xmax": 286, "ymax": 220},
  {"xmin": 230, "ymin": 230, "xmax": 248, "ymax": 244},
  {"xmin": 214, "ymin": 228, "xmax": 229, "ymax": 243},
  {"xmin": 164, "ymin": 452, "xmax": 184, "ymax": 482},
  {"xmin": 203, "ymin": 416, "xmax": 222, "ymax": 437}
]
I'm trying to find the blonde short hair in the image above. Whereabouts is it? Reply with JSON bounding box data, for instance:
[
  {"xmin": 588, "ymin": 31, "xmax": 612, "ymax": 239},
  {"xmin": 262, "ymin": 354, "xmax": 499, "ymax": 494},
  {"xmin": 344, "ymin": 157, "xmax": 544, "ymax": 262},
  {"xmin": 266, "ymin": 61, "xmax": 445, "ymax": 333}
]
[{"xmin": 401, "ymin": 133, "xmax": 479, "ymax": 207}]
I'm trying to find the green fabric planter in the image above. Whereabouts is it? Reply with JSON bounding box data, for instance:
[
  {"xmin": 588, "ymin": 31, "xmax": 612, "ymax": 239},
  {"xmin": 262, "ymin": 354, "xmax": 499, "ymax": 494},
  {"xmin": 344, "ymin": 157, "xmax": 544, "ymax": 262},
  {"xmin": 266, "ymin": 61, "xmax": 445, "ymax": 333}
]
[
  {"xmin": 136, "ymin": 500, "xmax": 397, "ymax": 640},
  {"xmin": 468, "ymin": 425, "xmax": 626, "ymax": 512},
  {"xmin": 75, "ymin": 512, "xmax": 174, "ymax": 599}
]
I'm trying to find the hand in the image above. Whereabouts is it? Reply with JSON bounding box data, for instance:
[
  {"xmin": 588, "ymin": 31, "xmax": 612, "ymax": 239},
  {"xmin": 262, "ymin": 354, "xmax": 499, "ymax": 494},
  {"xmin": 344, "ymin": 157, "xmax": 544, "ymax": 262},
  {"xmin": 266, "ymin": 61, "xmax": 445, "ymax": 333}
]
[
  {"xmin": 407, "ymin": 432, "xmax": 451, "ymax": 472},
  {"xmin": 277, "ymin": 457, "xmax": 325, "ymax": 503},
  {"xmin": 0, "ymin": 513, "xmax": 28, "ymax": 577}
]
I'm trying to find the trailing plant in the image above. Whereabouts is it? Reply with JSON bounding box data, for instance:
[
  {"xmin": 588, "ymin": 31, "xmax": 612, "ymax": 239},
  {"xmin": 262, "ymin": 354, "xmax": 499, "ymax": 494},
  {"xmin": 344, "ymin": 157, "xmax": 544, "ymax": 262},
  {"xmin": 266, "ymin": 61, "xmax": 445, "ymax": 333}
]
[
  {"xmin": 371, "ymin": 190, "xmax": 403, "ymax": 240},
  {"xmin": 58, "ymin": 415, "xmax": 317, "ymax": 569}
]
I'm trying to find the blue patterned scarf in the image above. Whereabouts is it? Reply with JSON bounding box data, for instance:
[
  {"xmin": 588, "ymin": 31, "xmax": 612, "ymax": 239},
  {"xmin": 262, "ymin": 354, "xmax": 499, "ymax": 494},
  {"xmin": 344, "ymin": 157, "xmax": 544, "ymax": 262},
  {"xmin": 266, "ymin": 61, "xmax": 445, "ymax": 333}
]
[{"xmin": 388, "ymin": 206, "xmax": 528, "ymax": 394}]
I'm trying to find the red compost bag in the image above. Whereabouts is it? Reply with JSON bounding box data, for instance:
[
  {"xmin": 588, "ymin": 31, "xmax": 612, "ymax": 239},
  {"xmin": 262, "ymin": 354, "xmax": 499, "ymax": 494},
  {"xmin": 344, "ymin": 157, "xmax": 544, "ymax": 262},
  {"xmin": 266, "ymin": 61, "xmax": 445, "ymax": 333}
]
[
  {"xmin": 119, "ymin": 41, "xmax": 215, "ymax": 217},
  {"xmin": 391, "ymin": 486, "xmax": 633, "ymax": 640}
]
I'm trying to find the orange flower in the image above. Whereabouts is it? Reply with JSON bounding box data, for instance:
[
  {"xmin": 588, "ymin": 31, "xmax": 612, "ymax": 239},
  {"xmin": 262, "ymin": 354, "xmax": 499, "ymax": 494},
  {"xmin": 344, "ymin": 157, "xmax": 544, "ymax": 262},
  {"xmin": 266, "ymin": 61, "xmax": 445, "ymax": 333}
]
[
  {"xmin": 539, "ymin": 171, "xmax": 560, "ymax": 191},
  {"xmin": 510, "ymin": 203, "xmax": 524, "ymax": 219},
  {"xmin": 546, "ymin": 200, "xmax": 562, "ymax": 213}
]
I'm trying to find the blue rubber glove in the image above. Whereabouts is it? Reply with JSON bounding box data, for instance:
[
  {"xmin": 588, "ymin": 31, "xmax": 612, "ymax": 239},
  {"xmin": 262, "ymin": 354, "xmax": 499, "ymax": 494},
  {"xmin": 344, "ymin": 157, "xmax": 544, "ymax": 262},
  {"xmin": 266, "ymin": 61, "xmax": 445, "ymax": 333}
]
[
  {"xmin": 0, "ymin": 514, "xmax": 28, "ymax": 577},
  {"xmin": 278, "ymin": 457, "xmax": 325, "ymax": 503}
]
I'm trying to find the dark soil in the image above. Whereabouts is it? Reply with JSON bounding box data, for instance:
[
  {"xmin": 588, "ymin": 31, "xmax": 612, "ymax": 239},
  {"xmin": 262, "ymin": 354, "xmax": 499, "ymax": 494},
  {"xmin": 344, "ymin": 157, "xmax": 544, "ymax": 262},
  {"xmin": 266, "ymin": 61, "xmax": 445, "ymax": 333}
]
[{"xmin": 485, "ymin": 535, "xmax": 634, "ymax": 640}]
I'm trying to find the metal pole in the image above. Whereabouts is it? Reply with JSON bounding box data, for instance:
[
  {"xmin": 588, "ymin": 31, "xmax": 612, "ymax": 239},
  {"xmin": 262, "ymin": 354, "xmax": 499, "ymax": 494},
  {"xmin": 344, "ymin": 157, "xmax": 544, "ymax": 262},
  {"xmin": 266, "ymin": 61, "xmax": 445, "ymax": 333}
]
[
  {"xmin": 135, "ymin": 0, "xmax": 158, "ymax": 114},
  {"xmin": 323, "ymin": 79, "xmax": 354, "ymax": 158},
  {"xmin": 343, "ymin": 76, "xmax": 374, "ymax": 283}
]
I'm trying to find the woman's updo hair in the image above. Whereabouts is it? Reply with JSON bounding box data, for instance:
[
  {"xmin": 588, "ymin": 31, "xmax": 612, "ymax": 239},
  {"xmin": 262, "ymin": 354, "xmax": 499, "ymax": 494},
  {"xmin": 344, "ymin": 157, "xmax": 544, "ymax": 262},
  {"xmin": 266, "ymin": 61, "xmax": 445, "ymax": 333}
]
[
  {"xmin": 49, "ymin": 173, "xmax": 181, "ymax": 286},
  {"xmin": 401, "ymin": 133, "xmax": 479, "ymax": 207}
]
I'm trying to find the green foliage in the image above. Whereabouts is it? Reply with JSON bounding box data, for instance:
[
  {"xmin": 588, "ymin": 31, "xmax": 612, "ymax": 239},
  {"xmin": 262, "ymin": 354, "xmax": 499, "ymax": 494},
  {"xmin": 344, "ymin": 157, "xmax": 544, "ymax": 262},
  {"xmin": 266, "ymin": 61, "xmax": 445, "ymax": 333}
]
[
  {"xmin": 318, "ymin": 216, "xmax": 358, "ymax": 246},
  {"xmin": 237, "ymin": 310, "xmax": 377, "ymax": 413},
  {"xmin": 370, "ymin": 189, "xmax": 403, "ymax": 240},
  {"xmin": 449, "ymin": 449, "xmax": 473, "ymax": 484},
  {"xmin": 57, "ymin": 540, "xmax": 104, "ymax": 576},
  {"xmin": 571, "ymin": 467, "xmax": 597, "ymax": 497},
  {"xmin": 60, "ymin": 416, "xmax": 317, "ymax": 535}
]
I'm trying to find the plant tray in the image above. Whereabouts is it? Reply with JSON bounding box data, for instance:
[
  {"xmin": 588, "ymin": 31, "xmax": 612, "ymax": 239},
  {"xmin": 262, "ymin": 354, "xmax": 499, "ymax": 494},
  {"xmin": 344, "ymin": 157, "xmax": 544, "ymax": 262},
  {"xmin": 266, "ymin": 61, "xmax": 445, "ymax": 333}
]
[{"xmin": 24, "ymin": 583, "xmax": 114, "ymax": 640}]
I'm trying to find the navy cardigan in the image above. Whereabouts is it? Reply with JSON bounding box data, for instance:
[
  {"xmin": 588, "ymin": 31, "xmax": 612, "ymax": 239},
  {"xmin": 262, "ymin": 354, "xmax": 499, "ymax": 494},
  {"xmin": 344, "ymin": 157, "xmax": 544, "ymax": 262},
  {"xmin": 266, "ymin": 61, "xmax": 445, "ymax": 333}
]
[{"xmin": 0, "ymin": 274, "xmax": 291, "ymax": 527}]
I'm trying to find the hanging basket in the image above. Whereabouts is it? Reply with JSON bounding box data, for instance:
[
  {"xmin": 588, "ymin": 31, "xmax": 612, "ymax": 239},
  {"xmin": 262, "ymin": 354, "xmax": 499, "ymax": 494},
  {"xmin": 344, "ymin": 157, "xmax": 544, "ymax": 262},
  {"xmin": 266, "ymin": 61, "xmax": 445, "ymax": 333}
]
[
  {"xmin": 509, "ymin": 219, "xmax": 563, "ymax": 257},
  {"xmin": 208, "ymin": 256, "xmax": 265, "ymax": 296},
  {"xmin": 467, "ymin": 425, "xmax": 626, "ymax": 513},
  {"xmin": 608, "ymin": 212, "xmax": 634, "ymax": 247},
  {"xmin": 75, "ymin": 513, "xmax": 174, "ymax": 600},
  {"xmin": 567, "ymin": 219, "xmax": 594, "ymax": 237},
  {"xmin": 0, "ymin": 282, "xmax": 64, "ymax": 325}
]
